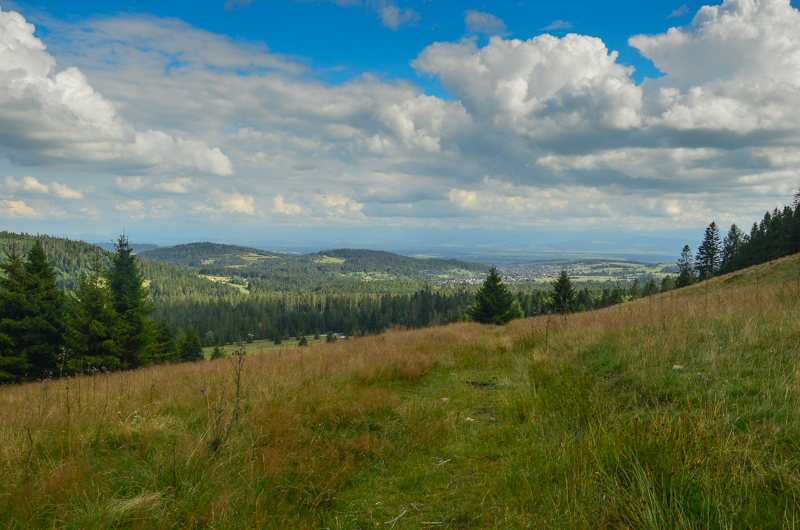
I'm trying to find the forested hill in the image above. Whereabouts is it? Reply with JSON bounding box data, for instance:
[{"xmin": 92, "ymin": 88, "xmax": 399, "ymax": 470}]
[
  {"xmin": 138, "ymin": 242, "xmax": 281, "ymax": 267},
  {"xmin": 0, "ymin": 231, "xmax": 240, "ymax": 300},
  {"xmin": 139, "ymin": 242, "xmax": 488, "ymax": 282}
]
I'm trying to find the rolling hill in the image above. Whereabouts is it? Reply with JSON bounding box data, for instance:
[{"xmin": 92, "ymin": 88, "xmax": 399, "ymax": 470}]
[{"xmin": 138, "ymin": 243, "xmax": 489, "ymax": 283}]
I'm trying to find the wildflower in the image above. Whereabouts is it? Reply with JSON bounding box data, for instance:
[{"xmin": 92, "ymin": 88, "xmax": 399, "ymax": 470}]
[{"xmin": 201, "ymin": 388, "xmax": 205, "ymax": 394}]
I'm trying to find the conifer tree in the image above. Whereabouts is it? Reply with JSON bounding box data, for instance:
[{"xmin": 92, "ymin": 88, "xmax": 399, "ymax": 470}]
[
  {"xmin": 720, "ymin": 223, "xmax": 745, "ymax": 274},
  {"xmin": 468, "ymin": 267, "xmax": 522, "ymax": 325},
  {"xmin": 179, "ymin": 327, "xmax": 204, "ymax": 362},
  {"xmin": 66, "ymin": 254, "xmax": 121, "ymax": 371},
  {"xmin": 22, "ymin": 240, "xmax": 66, "ymax": 376},
  {"xmin": 695, "ymin": 221, "xmax": 722, "ymax": 278},
  {"xmin": 106, "ymin": 233, "xmax": 151, "ymax": 368},
  {"xmin": 676, "ymin": 245, "xmax": 695, "ymax": 288},
  {"xmin": 0, "ymin": 245, "xmax": 31, "ymax": 380},
  {"xmin": 551, "ymin": 269, "xmax": 577, "ymax": 314},
  {"xmin": 149, "ymin": 319, "xmax": 179, "ymax": 365}
]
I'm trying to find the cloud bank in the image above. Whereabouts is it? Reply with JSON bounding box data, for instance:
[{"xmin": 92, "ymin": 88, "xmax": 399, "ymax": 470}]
[{"xmin": 1, "ymin": 0, "xmax": 799, "ymax": 238}]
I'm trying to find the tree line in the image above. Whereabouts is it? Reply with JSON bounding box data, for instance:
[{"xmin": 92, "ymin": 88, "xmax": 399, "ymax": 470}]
[{"xmin": 677, "ymin": 189, "xmax": 800, "ymax": 285}]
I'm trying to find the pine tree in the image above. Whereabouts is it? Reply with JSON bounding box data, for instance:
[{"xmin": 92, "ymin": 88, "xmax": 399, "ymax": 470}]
[
  {"xmin": 0, "ymin": 245, "xmax": 31, "ymax": 380},
  {"xmin": 468, "ymin": 267, "xmax": 522, "ymax": 325},
  {"xmin": 695, "ymin": 222, "xmax": 722, "ymax": 278},
  {"xmin": 22, "ymin": 240, "xmax": 66, "ymax": 377},
  {"xmin": 676, "ymin": 245, "xmax": 695, "ymax": 288},
  {"xmin": 551, "ymin": 269, "xmax": 577, "ymax": 314},
  {"xmin": 66, "ymin": 254, "xmax": 121, "ymax": 372},
  {"xmin": 106, "ymin": 233, "xmax": 152, "ymax": 368}
]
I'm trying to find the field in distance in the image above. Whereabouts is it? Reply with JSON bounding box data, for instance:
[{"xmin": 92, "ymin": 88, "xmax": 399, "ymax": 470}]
[{"xmin": 2, "ymin": 253, "xmax": 799, "ymax": 528}]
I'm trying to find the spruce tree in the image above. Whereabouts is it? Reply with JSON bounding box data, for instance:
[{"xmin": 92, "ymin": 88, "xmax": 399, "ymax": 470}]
[
  {"xmin": 22, "ymin": 240, "xmax": 66, "ymax": 377},
  {"xmin": 106, "ymin": 233, "xmax": 151, "ymax": 368},
  {"xmin": 468, "ymin": 267, "xmax": 522, "ymax": 325},
  {"xmin": 695, "ymin": 221, "xmax": 722, "ymax": 278},
  {"xmin": 149, "ymin": 319, "xmax": 179, "ymax": 365},
  {"xmin": 66, "ymin": 254, "xmax": 121, "ymax": 372},
  {"xmin": 676, "ymin": 245, "xmax": 695, "ymax": 288},
  {"xmin": 720, "ymin": 223, "xmax": 745, "ymax": 274},
  {"xmin": 179, "ymin": 327, "xmax": 204, "ymax": 362},
  {"xmin": 0, "ymin": 245, "xmax": 31, "ymax": 380},
  {"xmin": 551, "ymin": 269, "xmax": 577, "ymax": 314}
]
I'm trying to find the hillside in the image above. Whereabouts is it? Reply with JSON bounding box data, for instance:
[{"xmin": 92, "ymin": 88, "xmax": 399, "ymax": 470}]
[
  {"xmin": 138, "ymin": 242, "xmax": 281, "ymax": 267},
  {"xmin": 2, "ymin": 253, "xmax": 798, "ymax": 527},
  {"xmin": 0, "ymin": 231, "xmax": 241, "ymax": 299},
  {"xmin": 139, "ymin": 242, "xmax": 489, "ymax": 283}
]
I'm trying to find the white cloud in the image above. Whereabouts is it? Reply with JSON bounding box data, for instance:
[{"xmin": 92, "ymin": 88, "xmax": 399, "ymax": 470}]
[
  {"xmin": 50, "ymin": 182, "xmax": 83, "ymax": 199},
  {"xmin": 464, "ymin": 10, "xmax": 507, "ymax": 36},
  {"xmin": 3, "ymin": 199, "xmax": 37, "ymax": 217},
  {"xmin": 631, "ymin": 0, "xmax": 800, "ymax": 86},
  {"xmin": 4, "ymin": 2, "xmax": 799, "ymax": 233},
  {"xmin": 273, "ymin": 194, "xmax": 304, "ymax": 215},
  {"xmin": 211, "ymin": 189, "xmax": 255, "ymax": 215},
  {"xmin": 413, "ymin": 35, "xmax": 643, "ymax": 139},
  {"xmin": 115, "ymin": 176, "xmax": 148, "ymax": 191},
  {"xmin": 21, "ymin": 176, "xmax": 49, "ymax": 194},
  {"xmin": 153, "ymin": 178, "xmax": 195, "ymax": 194},
  {"xmin": 116, "ymin": 200, "xmax": 145, "ymax": 212},
  {"xmin": 3, "ymin": 176, "xmax": 83, "ymax": 198},
  {"xmin": 0, "ymin": 7, "xmax": 233, "ymax": 176}
]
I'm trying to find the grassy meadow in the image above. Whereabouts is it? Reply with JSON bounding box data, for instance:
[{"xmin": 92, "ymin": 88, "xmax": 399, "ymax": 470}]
[{"xmin": 1, "ymin": 254, "xmax": 800, "ymax": 528}]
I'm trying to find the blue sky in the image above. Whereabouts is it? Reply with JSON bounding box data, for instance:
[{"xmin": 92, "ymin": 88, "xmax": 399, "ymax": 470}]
[{"xmin": 1, "ymin": 0, "xmax": 799, "ymax": 256}]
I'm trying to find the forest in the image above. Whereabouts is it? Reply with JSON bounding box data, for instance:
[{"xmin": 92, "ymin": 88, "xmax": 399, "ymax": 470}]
[{"xmin": 1, "ymin": 189, "xmax": 797, "ymax": 380}]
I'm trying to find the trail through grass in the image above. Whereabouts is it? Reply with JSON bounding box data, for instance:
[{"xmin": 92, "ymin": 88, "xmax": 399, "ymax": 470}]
[{"xmin": 1, "ymin": 254, "xmax": 799, "ymax": 528}]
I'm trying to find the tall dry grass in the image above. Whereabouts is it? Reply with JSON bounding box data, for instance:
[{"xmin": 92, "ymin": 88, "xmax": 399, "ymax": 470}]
[{"xmin": 0, "ymin": 253, "xmax": 799, "ymax": 528}]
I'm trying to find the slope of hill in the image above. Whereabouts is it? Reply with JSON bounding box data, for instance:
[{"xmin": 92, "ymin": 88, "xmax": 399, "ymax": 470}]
[
  {"xmin": 2, "ymin": 253, "xmax": 798, "ymax": 527},
  {"xmin": 139, "ymin": 242, "xmax": 489, "ymax": 283},
  {"xmin": 0, "ymin": 231, "xmax": 240, "ymax": 299},
  {"xmin": 138, "ymin": 242, "xmax": 281, "ymax": 267}
]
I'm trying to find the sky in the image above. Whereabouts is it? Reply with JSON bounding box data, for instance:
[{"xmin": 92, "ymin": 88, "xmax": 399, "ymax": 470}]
[{"xmin": 0, "ymin": 0, "xmax": 799, "ymax": 256}]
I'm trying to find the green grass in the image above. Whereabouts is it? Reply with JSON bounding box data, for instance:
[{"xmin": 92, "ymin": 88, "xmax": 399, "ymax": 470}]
[{"xmin": 1, "ymin": 254, "xmax": 800, "ymax": 528}]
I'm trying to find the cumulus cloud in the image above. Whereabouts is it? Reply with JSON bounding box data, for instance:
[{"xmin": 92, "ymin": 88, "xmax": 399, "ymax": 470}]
[
  {"xmin": 3, "ymin": 199, "xmax": 37, "ymax": 217},
  {"xmin": 116, "ymin": 200, "xmax": 145, "ymax": 212},
  {"xmin": 629, "ymin": 0, "xmax": 800, "ymax": 142},
  {"xmin": 3, "ymin": 176, "xmax": 83, "ymax": 198},
  {"xmin": 6, "ymin": 1, "xmax": 800, "ymax": 233},
  {"xmin": 464, "ymin": 10, "xmax": 507, "ymax": 36},
  {"xmin": 153, "ymin": 178, "xmax": 196, "ymax": 194},
  {"xmin": 413, "ymin": 35, "xmax": 643, "ymax": 140},
  {"xmin": 212, "ymin": 189, "xmax": 255, "ymax": 214},
  {"xmin": 0, "ymin": 7, "xmax": 233, "ymax": 176},
  {"xmin": 273, "ymin": 194, "xmax": 305, "ymax": 215},
  {"xmin": 115, "ymin": 176, "xmax": 148, "ymax": 191}
]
